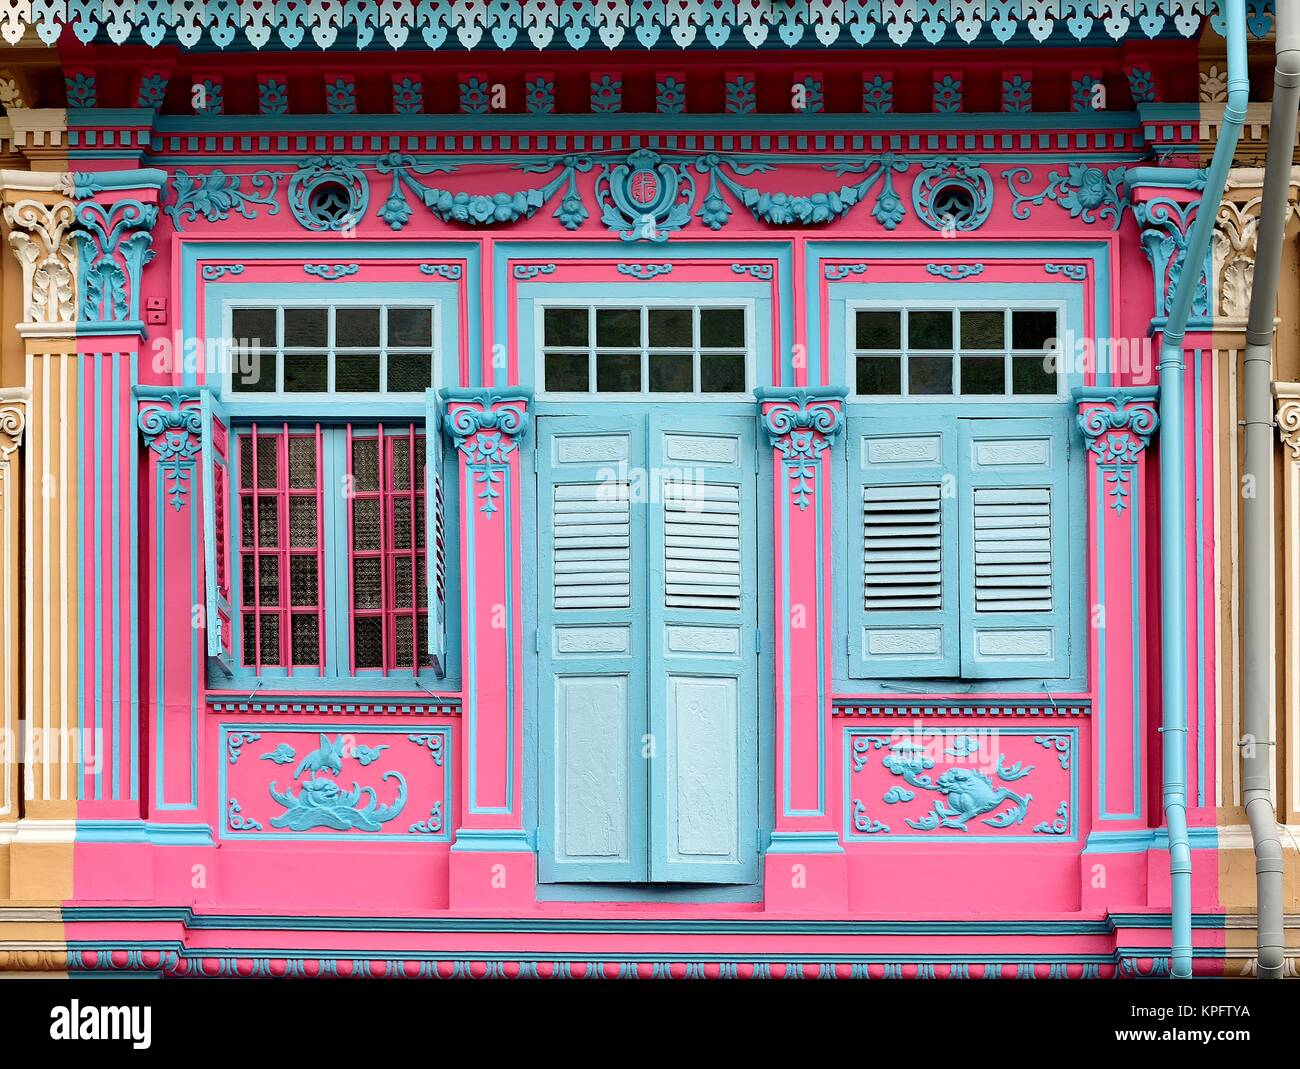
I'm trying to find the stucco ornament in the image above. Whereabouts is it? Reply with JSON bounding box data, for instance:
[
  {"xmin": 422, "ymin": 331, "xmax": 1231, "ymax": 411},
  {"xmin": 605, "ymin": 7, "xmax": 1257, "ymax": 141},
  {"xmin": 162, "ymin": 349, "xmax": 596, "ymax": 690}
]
[
  {"xmin": 165, "ymin": 169, "xmax": 280, "ymax": 230},
  {"xmin": 442, "ymin": 388, "xmax": 531, "ymax": 516},
  {"xmin": 757, "ymin": 387, "xmax": 846, "ymax": 511},
  {"xmin": 1134, "ymin": 188, "xmax": 1209, "ymax": 318},
  {"xmin": 912, "ymin": 156, "xmax": 993, "ymax": 231},
  {"xmin": 597, "ymin": 149, "xmax": 695, "ymax": 242},
  {"xmin": 137, "ymin": 389, "xmax": 203, "ymax": 511},
  {"xmin": 71, "ymin": 199, "xmax": 158, "ymax": 324},
  {"xmin": 376, "ymin": 153, "xmax": 592, "ymax": 231},
  {"xmin": 0, "ymin": 395, "xmax": 26, "ymax": 461},
  {"xmin": 3, "ymin": 198, "xmax": 77, "ymax": 326},
  {"xmin": 1075, "ymin": 390, "xmax": 1159, "ymax": 515},
  {"xmin": 265, "ymin": 734, "xmax": 409, "ymax": 833},
  {"xmin": 1004, "ymin": 163, "xmax": 1130, "ymax": 229},
  {"xmin": 288, "ymin": 155, "xmax": 369, "ymax": 232}
]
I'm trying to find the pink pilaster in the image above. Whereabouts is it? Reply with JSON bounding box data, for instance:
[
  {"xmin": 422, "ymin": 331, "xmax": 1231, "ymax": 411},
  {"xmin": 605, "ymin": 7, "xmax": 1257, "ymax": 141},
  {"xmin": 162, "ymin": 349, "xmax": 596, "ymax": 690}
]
[
  {"xmin": 441, "ymin": 387, "xmax": 535, "ymax": 908},
  {"xmin": 756, "ymin": 387, "xmax": 848, "ymax": 911},
  {"xmin": 1073, "ymin": 387, "xmax": 1158, "ymax": 905}
]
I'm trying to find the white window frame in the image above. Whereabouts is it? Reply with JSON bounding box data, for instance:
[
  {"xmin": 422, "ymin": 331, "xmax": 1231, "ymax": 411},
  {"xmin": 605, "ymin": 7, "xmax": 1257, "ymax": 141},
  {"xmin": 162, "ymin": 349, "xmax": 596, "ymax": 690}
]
[
  {"xmin": 533, "ymin": 296, "xmax": 757, "ymax": 402},
  {"xmin": 845, "ymin": 297, "xmax": 1069, "ymax": 403},
  {"xmin": 220, "ymin": 297, "xmax": 443, "ymax": 402}
]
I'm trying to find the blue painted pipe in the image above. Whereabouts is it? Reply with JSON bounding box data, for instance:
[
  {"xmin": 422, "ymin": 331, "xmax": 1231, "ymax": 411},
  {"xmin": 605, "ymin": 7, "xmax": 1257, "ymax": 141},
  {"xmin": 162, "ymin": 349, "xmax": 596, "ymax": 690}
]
[{"xmin": 1157, "ymin": 0, "xmax": 1249, "ymax": 979}]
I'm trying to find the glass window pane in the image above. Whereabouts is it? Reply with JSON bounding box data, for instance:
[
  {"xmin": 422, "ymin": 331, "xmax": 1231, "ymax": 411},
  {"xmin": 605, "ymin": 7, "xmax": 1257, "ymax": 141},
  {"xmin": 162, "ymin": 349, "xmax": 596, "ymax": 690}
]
[
  {"xmin": 291, "ymin": 614, "xmax": 319, "ymax": 666},
  {"xmin": 259, "ymin": 614, "xmax": 281, "ymax": 665},
  {"xmin": 289, "ymin": 497, "xmax": 316, "ymax": 546},
  {"xmin": 335, "ymin": 353, "xmax": 381, "ymax": 392},
  {"xmin": 1012, "ymin": 355, "xmax": 1058, "ymax": 395},
  {"xmin": 232, "ymin": 351, "xmax": 276, "ymax": 392},
  {"xmin": 649, "ymin": 353, "xmax": 693, "ymax": 392},
  {"xmin": 648, "ymin": 308, "xmax": 692, "ymax": 347},
  {"xmin": 545, "ymin": 352, "xmax": 588, "ymax": 392},
  {"xmin": 596, "ymin": 352, "xmax": 641, "ymax": 392},
  {"xmin": 700, "ymin": 354, "xmax": 745, "ymax": 393},
  {"xmin": 290, "ymin": 556, "xmax": 318, "ymax": 606},
  {"xmin": 1011, "ymin": 310, "xmax": 1057, "ymax": 351},
  {"xmin": 283, "ymin": 352, "xmax": 327, "ymax": 393},
  {"xmin": 386, "ymin": 354, "xmax": 433, "ymax": 393},
  {"xmin": 596, "ymin": 308, "xmax": 640, "ymax": 347},
  {"xmin": 255, "ymin": 438, "xmax": 278, "ymax": 488},
  {"xmin": 856, "ymin": 311, "xmax": 901, "ymax": 350},
  {"xmin": 908, "ymin": 311, "xmax": 953, "ymax": 350},
  {"xmin": 351, "ymin": 498, "xmax": 380, "ymax": 550},
  {"xmin": 959, "ymin": 311, "xmax": 1004, "ymax": 350},
  {"xmin": 960, "ymin": 355, "xmax": 1005, "ymax": 395},
  {"xmin": 288, "ymin": 437, "xmax": 316, "ymax": 489},
  {"xmin": 336, "ymin": 307, "xmax": 380, "ymax": 347},
  {"xmin": 351, "ymin": 438, "xmax": 379, "ymax": 492},
  {"xmin": 231, "ymin": 308, "xmax": 276, "ymax": 348},
  {"xmin": 352, "ymin": 558, "xmax": 382, "ymax": 609},
  {"xmin": 699, "ymin": 308, "xmax": 744, "ymax": 347},
  {"xmin": 543, "ymin": 307, "xmax": 588, "ymax": 347},
  {"xmin": 353, "ymin": 616, "xmax": 383, "ymax": 669},
  {"xmin": 908, "ymin": 356, "xmax": 954, "ymax": 395},
  {"xmin": 856, "ymin": 356, "xmax": 902, "ymax": 395},
  {"xmin": 387, "ymin": 307, "xmax": 432, "ymax": 347},
  {"xmin": 283, "ymin": 307, "xmax": 327, "ymax": 347}
]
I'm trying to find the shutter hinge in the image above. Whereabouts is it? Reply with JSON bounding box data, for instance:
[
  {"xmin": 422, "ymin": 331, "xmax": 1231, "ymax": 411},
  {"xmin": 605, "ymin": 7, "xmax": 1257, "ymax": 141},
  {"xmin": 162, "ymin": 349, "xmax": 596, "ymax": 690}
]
[
  {"xmin": 755, "ymin": 628, "xmax": 762, "ymax": 653},
  {"xmin": 534, "ymin": 628, "xmax": 541, "ymax": 653}
]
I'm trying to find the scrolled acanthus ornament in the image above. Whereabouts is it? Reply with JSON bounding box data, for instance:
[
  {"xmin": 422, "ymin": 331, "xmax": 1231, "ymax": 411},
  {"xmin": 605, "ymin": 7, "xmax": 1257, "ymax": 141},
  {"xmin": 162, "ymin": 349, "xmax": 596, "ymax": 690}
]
[
  {"xmin": 756, "ymin": 386, "xmax": 847, "ymax": 511},
  {"xmin": 1074, "ymin": 388, "xmax": 1159, "ymax": 515},
  {"xmin": 3, "ymin": 198, "xmax": 77, "ymax": 327},
  {"xmin": 1275, "ymin": 389, "xmax": 1300, "ymax": 462},
  {"xmin": 441, "ymin": 388, "xmax": 532, "ymax": 517},
  {"xmin": 137, "ymin": 389, "xmax": 204, "ymax": 511}
]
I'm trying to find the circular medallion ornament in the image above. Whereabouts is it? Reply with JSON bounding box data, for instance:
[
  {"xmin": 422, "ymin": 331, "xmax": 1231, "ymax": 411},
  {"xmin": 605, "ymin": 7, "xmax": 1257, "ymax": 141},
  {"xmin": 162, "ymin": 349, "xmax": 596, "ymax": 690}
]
[
  {"xmin": 912, "ymin": 156, "xmax": 993, "ymax": 233},
  {"xmin": 288, "ymin": 155, "xmax": 370, "ymax": 232}
]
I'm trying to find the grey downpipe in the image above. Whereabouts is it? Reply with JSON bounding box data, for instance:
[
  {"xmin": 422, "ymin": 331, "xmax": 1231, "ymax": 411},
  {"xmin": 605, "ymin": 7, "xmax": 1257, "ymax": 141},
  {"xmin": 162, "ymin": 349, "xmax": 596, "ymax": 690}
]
[
  {"xmin": 1158, "ymin": 0, "xmax": 1249, "ymax": 978},
  {"xmin": 1240, "ymin": 0, "xmax": 1300, "ymax": 982}
]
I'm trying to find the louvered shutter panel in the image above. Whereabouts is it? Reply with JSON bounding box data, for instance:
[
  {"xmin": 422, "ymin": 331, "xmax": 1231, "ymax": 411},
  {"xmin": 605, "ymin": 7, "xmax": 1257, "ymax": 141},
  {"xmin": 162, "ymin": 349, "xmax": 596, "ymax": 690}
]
[
  {"xmin": 958, "ymin": 418, "xmax": 1070, "ymax": 679},
  {"xmin": 647, "ymin": 414, "xmax": 758, "ymax": 884},
  {"xmin": 536, "ymin": 417, "xmax": 647, "ymax": 884},
  {"xmin": 846, "ymin": 415, "xmax": 959, "ymax": 678},
  {"xmin": 552, "ymin": 482, "xmax": 631, "ymax": 609},
  {"xmin": 663, "ymin": 481, "xmax": 741, "ymax": 610},
  {"xmin": 424, "ymin": 389, "xmax": 448, "ymax": 675},
  {"xmin": 200, "ymin": 388, "xmax": 234, "ymax": 677}
]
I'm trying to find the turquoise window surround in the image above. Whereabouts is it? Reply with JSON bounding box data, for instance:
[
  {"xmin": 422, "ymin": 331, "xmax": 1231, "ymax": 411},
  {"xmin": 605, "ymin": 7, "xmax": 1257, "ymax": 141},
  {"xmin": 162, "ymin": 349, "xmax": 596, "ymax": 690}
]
[
  {"xmin": 831, "ymin": 280, "xmax": 1089, "ymax": 692},
  {"xmin": 198, "ymin": 279, "xmax": 464, "ymax": 692},
  {"xmin": 513, "ymin": 274, "xmax": 777, "ymax": 901}
]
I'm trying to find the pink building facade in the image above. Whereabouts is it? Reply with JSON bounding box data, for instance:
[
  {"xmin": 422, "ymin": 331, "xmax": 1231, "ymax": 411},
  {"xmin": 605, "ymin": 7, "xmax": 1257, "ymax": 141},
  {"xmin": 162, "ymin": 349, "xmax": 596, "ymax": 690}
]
[{"xmin": 1, "ymin": 3, "xmax": 1253, "ymax": 977}]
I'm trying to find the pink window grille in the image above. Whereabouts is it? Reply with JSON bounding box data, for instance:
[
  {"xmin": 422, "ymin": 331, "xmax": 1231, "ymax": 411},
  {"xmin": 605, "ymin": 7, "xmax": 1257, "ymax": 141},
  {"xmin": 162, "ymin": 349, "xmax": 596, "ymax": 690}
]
[
  {"xmin": 238, "ymin": 425, "xmax": 326, "ymax": 671},
  {"xmin": 347, "ymin": 425, "xmax": 429, "ymax": 673}
]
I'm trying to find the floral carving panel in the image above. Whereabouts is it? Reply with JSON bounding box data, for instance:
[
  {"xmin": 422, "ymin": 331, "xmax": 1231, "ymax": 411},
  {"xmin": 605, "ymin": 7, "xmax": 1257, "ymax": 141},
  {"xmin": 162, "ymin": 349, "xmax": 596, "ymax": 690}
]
[
  {"xmin": 844, "ymin": 726, "xmax": 1078, "ymax": 843},
  {"xmin": 219, "ymin": 724, "xmax": 452, "ymax": 842}
]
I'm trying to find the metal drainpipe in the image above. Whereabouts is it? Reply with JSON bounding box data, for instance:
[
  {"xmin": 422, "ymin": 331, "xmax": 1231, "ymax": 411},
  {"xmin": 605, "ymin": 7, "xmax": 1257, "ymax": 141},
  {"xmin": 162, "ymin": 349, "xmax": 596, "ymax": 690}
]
[
  {"xmin": 1157, "ymin": 0, "xmax": 1249, "ymax": 979},
  {"xmin": 1240, "ymin": 0, "xmax": 1300, "ymax": 982}
]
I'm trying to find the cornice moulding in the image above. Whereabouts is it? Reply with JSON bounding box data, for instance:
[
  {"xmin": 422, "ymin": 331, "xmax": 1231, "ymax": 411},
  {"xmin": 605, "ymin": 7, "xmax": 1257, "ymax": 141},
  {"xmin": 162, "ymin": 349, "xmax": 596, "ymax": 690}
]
[{"xmin": 0, "ymin": 169, "xmax": 73, "ymax": 195}]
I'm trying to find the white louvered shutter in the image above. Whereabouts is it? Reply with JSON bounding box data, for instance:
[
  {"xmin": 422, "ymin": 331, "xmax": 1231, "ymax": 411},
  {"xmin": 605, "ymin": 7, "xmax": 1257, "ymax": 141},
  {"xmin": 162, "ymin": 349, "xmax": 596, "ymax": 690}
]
[
  {"xmin": 846, "ymin": 415, "xmax": 959, "ymax": 678},
  {"xmin": 552, "ymin": 482, "xmax": 631, "ymax": 609},
  {"xmin": 958, "ymin": 418, "xmax": 1070, "ymax": 679},
  {"xmin": 663, "ymin": 480, "xmax": 742, "ymax": 610}
]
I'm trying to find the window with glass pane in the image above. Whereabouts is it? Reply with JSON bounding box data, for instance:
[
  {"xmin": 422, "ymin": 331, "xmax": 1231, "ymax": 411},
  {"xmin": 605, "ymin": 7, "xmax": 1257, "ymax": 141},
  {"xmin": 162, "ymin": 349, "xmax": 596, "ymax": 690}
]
[
  {"xmin": 238, "ymin": 426, "xmax": 325, "ymax": 670},
  {"xmin": 541, "ymin": 304, "xmax": 748, "ymax": 395},
  {"xmin": 853, "ymin": 307, "xmax": 1060, "ymax": 399},
  {"xmin": 229, "ymin": 304, "xmax": 435, "ymax": 395},
  {"xmin": 347, "ymin": 427, "xmax": 430, "ymax": 673}
]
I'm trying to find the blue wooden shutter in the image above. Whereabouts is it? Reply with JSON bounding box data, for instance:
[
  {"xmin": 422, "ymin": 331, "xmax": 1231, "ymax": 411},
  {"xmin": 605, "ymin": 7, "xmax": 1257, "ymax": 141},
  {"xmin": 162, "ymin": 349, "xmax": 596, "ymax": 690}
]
[
  {"xmin": 424, "ymin": 389, "xmax": 448, "ymax": 675},
  {"xmin": 199, "ymin": 388, "xmax": 234, "ymax": 677},
  {"xmin": 647, "ymin": 414, "xmax": 758, "ymax": 884},
  {"xmin": 536, "ymin": 415, "xmax": 647, "ymax": 883},
  {"xmin": 845, "ymin": 414, "xmax": 959, "ymax": 678},
  {"xmin": 957, "ymin": 417, "xmax": 1070, "ymax": 679}
]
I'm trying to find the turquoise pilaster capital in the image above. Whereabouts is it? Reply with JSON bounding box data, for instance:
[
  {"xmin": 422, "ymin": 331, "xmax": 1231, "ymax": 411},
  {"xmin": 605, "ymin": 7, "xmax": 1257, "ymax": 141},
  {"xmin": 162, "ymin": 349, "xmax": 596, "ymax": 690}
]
[
  {"xmin": 439, "ymin": 387, "xmax": 533, "ymax": 453},
  {"xmin": 135, "ymin": 386, "xmax": 204, "ymax": 512},
  {"xmin": 754, "ymin": 386, "xmax": 848, "ymax": 449}
]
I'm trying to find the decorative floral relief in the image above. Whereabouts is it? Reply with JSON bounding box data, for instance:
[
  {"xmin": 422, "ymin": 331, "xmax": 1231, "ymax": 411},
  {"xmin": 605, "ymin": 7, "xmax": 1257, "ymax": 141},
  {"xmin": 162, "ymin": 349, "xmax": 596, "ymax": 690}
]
[
  {"xmin": 459, "ymin": 75, "xmax": 491, "ymax": 114},
  {"xmin": 846, "ymin": 728, "xmax": 1075, "ymax": 841},
  {"xmin": 165, "ymin": 170, "xmax": 280, "ymax": 230},
  {"xmin": 136, "ymin": 72, "xmax": 169, "ymax": 109},
  {"xmin": 1071, "ymin": 73, "xmax": 1103, "ymax": 112},
  {"xmin": 1001, "ymin": 74, "xmax": 1031, "ymax": 113},
  {"xmin": 758, "ymin": 388, "xmax": 845, "ymax": 511},
  {"xmin": 725, "ymin": 75, "xmax": 756, "ymax": 115},
  {"xmin": 525, "ymin": 75, "xmax": 555, "ymax": 115},
  {"xmin": 258, "ymin": 77, "xmax": 289, "ymax": 115},
  {"xmin": 862, "ymin": 75, "xmax": 893, "ymax": 114},
  {"xmin": 137, "ymin": 390, "xmax": 203, "ymax": 511},
  {"xmin": 324, "ymin": 77, "xmax": 357, "ymax": 114},
  {"xmin": 1004, "ymin": 164, "xmax": 1129, "ymax": 230},
  {"xmin": 1126, "ymin": 66, "xmax": 1157, "ymax": 104},
  {"xmin": 65, "ymin": 71, "xmax": 96, "ymax": 108},
  {"xmin": 795, "ymin": 76, "xmax": 824, "ymax": 114},
  {"xmin": 926, "ymin": 263, "xmax": 984, "ymax": 280},
  {"xmin": 3, "ymin": 198, "xmax": 77, "ymax": 326},
  {"xmin": 443, "ymin": 391, "xmax": 531, "ymax": 517},
  {"xmin": 656, "ymin": 75, "xmax": 686, "ymax": 114},
  {"xmin": 590, "ymin": 74, "xmax": 622, "ymax": 113},
  {"xmin": 932, "ymin": 74, "xmax": 962, "ymax": 113},
  {"xmin": 392, "ymin": 76, "xmax": 424, "ymax": 114},
  {"xmin": 1076, "ymin": 393, "xmax": 1159, "ymax": 514}
]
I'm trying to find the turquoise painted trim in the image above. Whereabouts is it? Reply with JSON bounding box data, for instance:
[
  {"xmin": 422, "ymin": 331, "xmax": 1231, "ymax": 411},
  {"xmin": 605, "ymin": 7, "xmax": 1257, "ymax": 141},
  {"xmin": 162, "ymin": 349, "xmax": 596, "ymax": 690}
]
[
  {"xmin": 449, "ymin": 828, "xmax": 532, "ymax": 852},
  {"xmin": 130, "ymin": 351, "xmax": 142, "ymax": 805},
  {"xmin": 828, "ymin": 269, "xmax": 1093, "ymax": 692},
  {"xmin": 766, "ymin": 831, "xmax": 843, "ymax": 854},
  {"xmin": 216, "ymin": 723, "xmax": 453, "ymax": 843},
  {"xmin": 94, "ymin": 355, "xmax": 103, "ymax": 800},
  {"xmin": 1074, "ymin": 385, "xmax": 1157, "ymax": 824},
  {"xmin": 77, "ymin": 354, "xmax": 86, "ymax": 801},
  {"xmin": 1194, "ymin": 347, "xmax": 1206, "ymax": 809},
  {"xmin": 60, "ymin": 906, "xmax": 1228, "ymax": 936},
  {"xmin": 111, "ymin": 355, "xmax": 120, "ymax": 800},
  {"xmin": 1083, "ymin": 827, "xmax": 1220, "ymax": 853},
  {"xmin": 72, "ymin": 166, "xmax": 166, "ymax": 192},
  {"xmin": 74, "ymin": 821, "xmax": 215, "ymax": 846}
]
